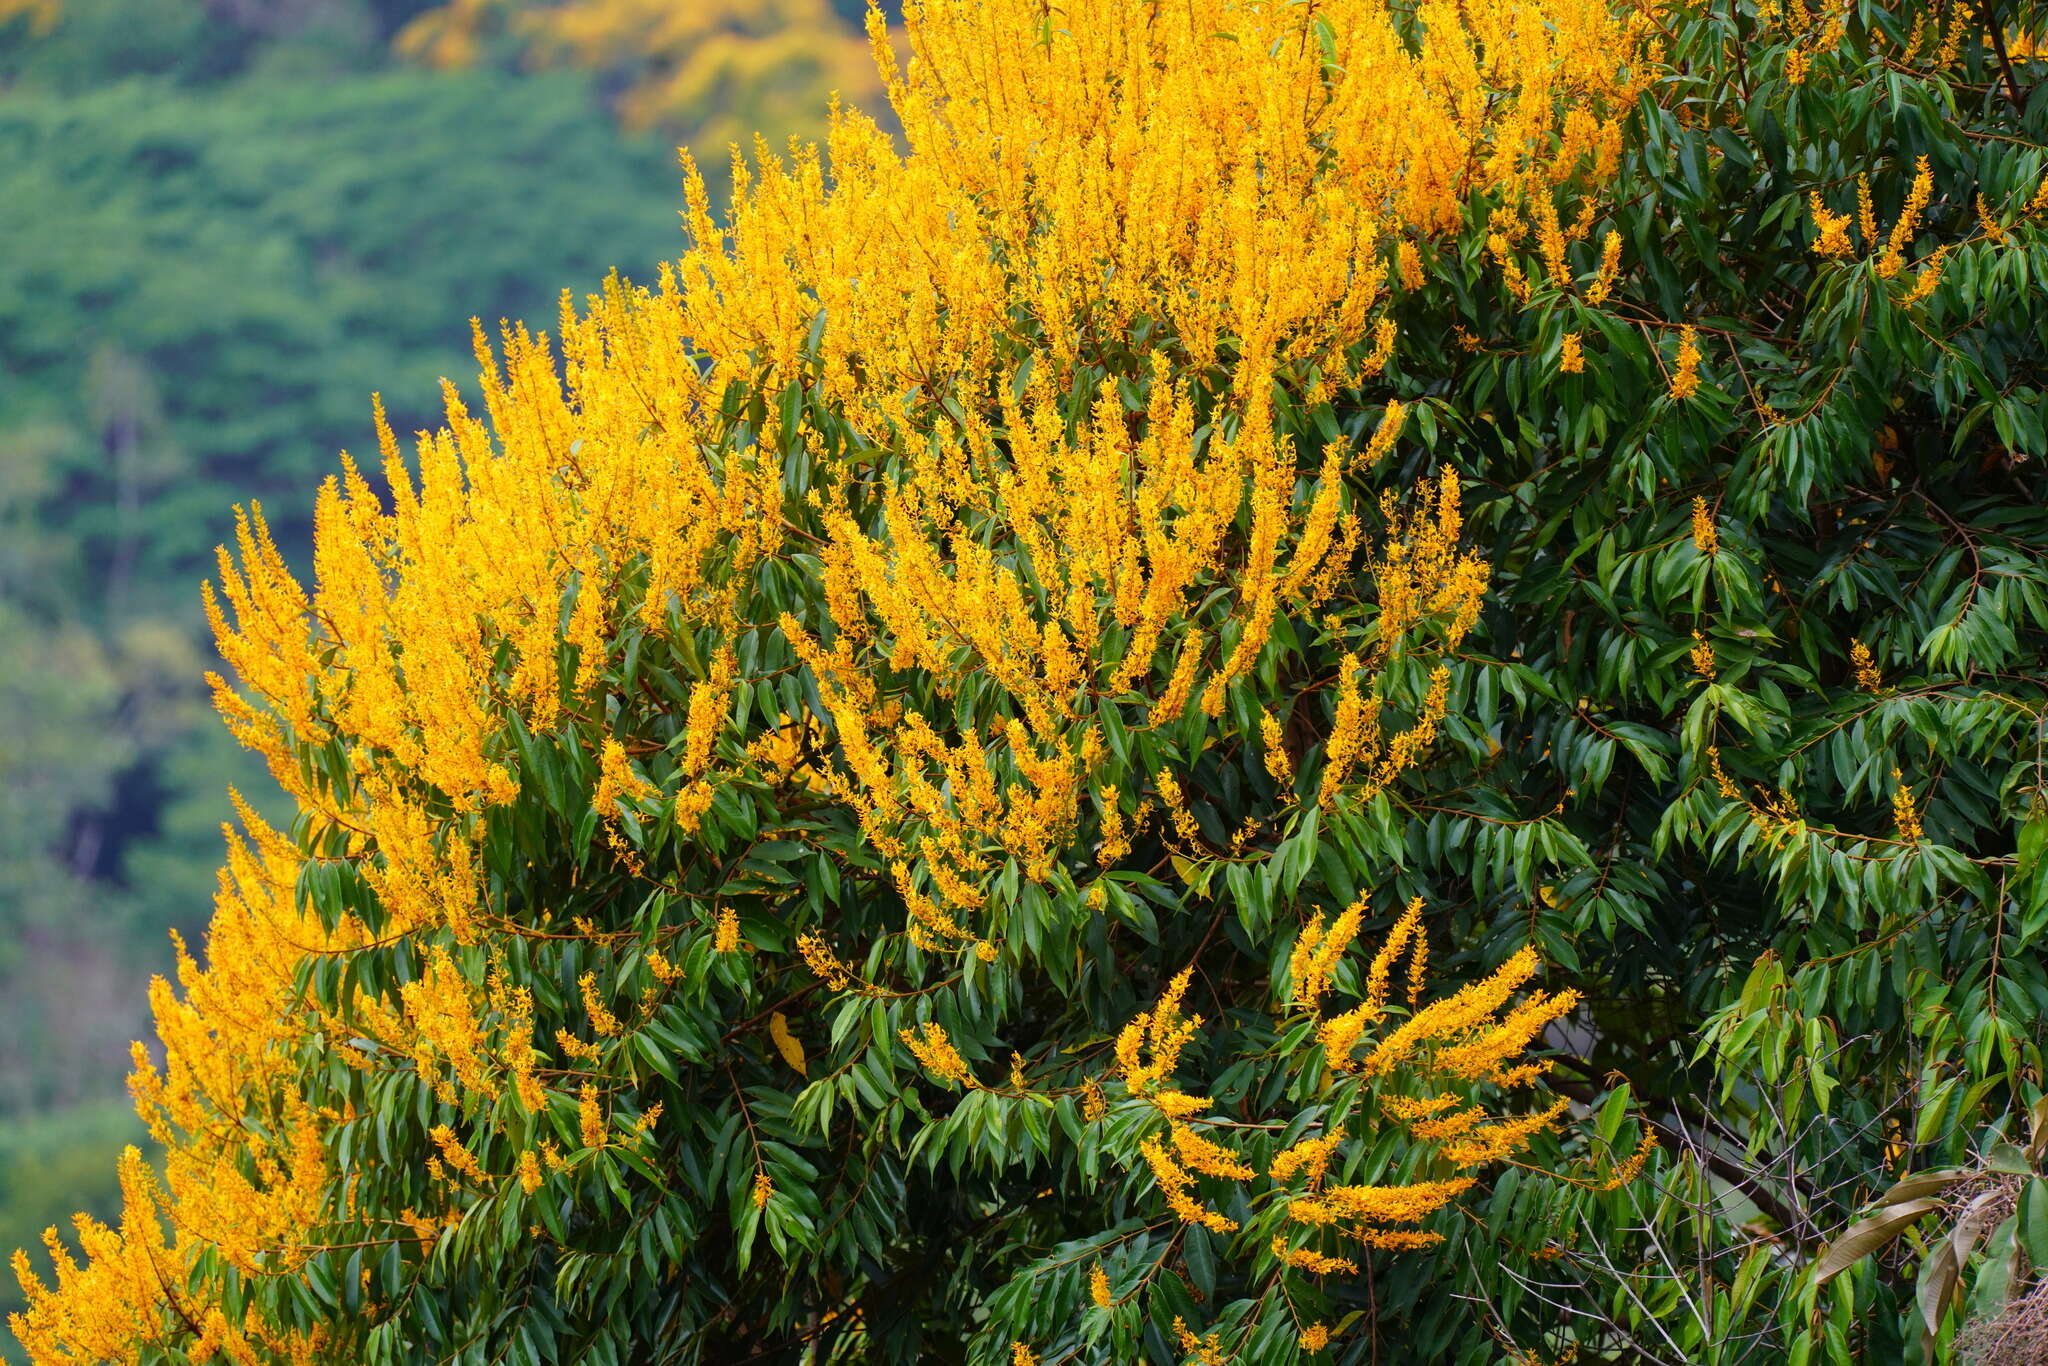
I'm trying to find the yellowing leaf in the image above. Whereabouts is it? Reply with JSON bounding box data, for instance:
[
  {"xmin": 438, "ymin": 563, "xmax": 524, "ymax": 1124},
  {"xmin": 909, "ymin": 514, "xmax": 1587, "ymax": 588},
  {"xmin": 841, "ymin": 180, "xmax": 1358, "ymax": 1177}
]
[
  {"xmin": 768, "ymin": 1012, "xmax": 807, "ymax": 1078},
  {"xmin": 1814, "ymin": 1198, "xmax": 1942, "ymax": 1283}
]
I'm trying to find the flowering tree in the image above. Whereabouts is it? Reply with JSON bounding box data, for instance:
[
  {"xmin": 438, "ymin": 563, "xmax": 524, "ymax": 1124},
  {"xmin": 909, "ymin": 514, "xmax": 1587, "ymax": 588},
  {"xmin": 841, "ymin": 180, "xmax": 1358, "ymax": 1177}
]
[{"xmin": 15, "ymin": 0, "xmax": 2048, "ymax": 1363}]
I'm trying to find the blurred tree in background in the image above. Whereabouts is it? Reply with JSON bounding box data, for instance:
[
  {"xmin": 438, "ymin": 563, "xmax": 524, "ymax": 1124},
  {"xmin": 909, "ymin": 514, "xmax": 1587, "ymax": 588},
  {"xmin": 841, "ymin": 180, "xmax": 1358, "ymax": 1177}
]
[
  {"xmin": 393, "ymin": 0, "xmax": 882, "ymax": 152},
  {"xmin": 0, "ymin": 0, "xmax": 848, "ymax": 1340}
]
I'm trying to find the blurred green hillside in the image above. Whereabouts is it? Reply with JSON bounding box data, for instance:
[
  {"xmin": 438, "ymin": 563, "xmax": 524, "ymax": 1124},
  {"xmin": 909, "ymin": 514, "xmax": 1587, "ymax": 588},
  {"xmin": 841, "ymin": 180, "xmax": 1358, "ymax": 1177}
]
[{"xmin": 0, "ymin": 0, "xmax": 871, "ymax": 1340}]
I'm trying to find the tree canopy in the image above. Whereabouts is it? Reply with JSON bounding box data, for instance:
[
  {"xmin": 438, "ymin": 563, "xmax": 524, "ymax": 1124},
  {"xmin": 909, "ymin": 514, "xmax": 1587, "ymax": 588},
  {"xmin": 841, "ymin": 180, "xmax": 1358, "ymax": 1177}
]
[
  {"xmin": 0, "ymin": 2, "xmax": 699, "ymax": 1336},
  {"xmin": 11, "ymin": 0, "xmax": 2048, "ymax": 1363}
]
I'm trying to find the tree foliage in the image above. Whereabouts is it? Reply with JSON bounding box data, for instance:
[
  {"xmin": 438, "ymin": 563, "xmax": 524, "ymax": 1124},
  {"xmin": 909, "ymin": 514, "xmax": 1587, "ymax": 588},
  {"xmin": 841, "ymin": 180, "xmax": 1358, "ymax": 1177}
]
[{"xmin": 11, "ymin": 0, "xmax": 2048, "ymax": 1363}]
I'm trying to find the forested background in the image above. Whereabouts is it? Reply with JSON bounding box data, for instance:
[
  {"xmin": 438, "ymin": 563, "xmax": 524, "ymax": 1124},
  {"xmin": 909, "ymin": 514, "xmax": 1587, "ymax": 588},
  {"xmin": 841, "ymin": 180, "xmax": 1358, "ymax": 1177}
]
[{"xmin": 0, "ymin": 0, "xmax": 868, "ymax": 1341}]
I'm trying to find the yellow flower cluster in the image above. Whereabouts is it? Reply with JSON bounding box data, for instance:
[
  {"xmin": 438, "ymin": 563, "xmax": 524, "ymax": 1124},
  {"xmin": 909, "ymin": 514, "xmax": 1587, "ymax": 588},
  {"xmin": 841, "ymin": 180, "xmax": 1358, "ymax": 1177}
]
[
  {"xmin": 398, "ymin": 948, "xmax": 497, "ymax": 1104},
  {"xmin": 1877, "ymin": 157, "xmax": 1935, "ymax": 279},
  {"xmin": 1690, "ymin": 631, "xmax": 1717, "ymax": 680},
  {"xmin": 713, "ymin": 906, "xmax": 742, "ymax": 954},
  {"xmin": 1809, "ymin": 193, "xmax": 1855, "ymax": 257},
  {"xmin": 397, "ymin": 0, "xmax": 881, "ymax": 142},
  {"xmin": 1312, "ymin": 895, "xmax": 1424, "ymax": 1063},
  {"xmin": 1270, "ymin": 1128, "xmax": 1347, "ymax": 1188},
  {"xmin": 1690, "ymin": 497, "xmax": 1719, "ymax": 557},
  {"xmin": 1559, "ymin": 331, "xmax": 1585, "ymax": 374},
  {"xmin": 899, "ymin": 1022, "xmax": 974, "ymax": 1089},
  {"xmin": 11, "ymin": 1148, "xmax": 316, "ymax": 1366},
  {"xmin": 1173, "ymin": 1317, "xmax": 1230, "ymax": 1365},
  {"xmin": 1114, "ymin": 969, "xmax": 1201, "ymax": 1097},
  {"xmin": 14, "ymin": 0, "xmax": 1637, "ymax": 1350},
  {"xmin": 1267, "ymin": 914, "xmax": 1582, "ymax": 1260},
  {"xmin": 1112, "ymin": 909, "xmax": 1579, "ymax": 1285},
  {"xmin": 1668, "ymin": 326, "xmax": 1703, "ymax": 400},
  {"xmin": 1289, "ymin": 898, "xmax": 1369, "ymax": 1011},
  {"xmin": 639, "ymin": 0, "xmax": 1662, "ymax": 411},
  {"xmin": 579, "ymin": 971, "xmax": 623, "ymax": 1038},
  {"xmin": 1274, "ymin": 1240, "xmax": 1358, "ymax": 1276},
  {"xmin": 1891, "ymin": 769, "xmax": 1925, "ymax": 842},
  {"xmin": 1602, "ymin": 1131, "xmax": 1660, "ymax": 1189}
]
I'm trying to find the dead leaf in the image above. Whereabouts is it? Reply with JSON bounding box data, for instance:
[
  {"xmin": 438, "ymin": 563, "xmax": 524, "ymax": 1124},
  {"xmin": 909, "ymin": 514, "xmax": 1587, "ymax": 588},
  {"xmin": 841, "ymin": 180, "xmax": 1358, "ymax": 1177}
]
[{"xmin": 769, "ymin": 1011, "xmax": 807, "ymax": 1078}]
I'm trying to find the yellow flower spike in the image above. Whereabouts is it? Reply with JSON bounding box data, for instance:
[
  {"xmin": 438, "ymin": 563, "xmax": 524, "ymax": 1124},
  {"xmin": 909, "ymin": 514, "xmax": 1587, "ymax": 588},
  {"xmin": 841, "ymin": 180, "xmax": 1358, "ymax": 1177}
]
[
  {"xmin": 1602, "ymin": 1131, "xmax": 1659, "ymax": 1189},
  {"xmin": 1878, "ymin": 156, "xmax": 1934, "ymax": 278},
  {"xmin": 1810, "ymin": 193, "xmax": 1855, "ymax": 257},
  {"xmin": 578, "ymin": 971, "xmax": 622, "ymax": 1038},
  {"xmin": 428, "ymin": 1126, "xmax": 486, "ymax": 1183},
  {"xmin": 797, "ymin": 932, "xmax": 855, "ymax": 992},
  {"xmin": 1172, "ymin": 1317, "xmax": 1229, "ymax": 1364},
  {"xmin": 1891, "ymin": 769, "xmax": 1925, "ymax": 842},
  {"xmin": 1152, "ymin": 1090, "xmax": 1210, "ymax": 1120},
  {"xmin": 1668, "ymin": 325, "xmax": 1703, "ymax": 400},
  {"xmin": 1397, "ymin": 240, "xmax": 1425, "ymax": 291},
  {"xmin": 1559, "ymin": 331, "xmax": 1584, "ymax": 374},
  {"xmin": 899, "ymin": 1022, "xmax": 974, "ymax": 1088},
  {"xmin": 1689, "ymin": 631, "xmax": 1717, "ymax": 680},
  {"xmin": 1690, "ymin": 496, "xmax": 1718, "ymax": 556},
  {"xmin": 1270, "ymin": 1127, "xmax": 1346, "ymax": 1185},
  {"xmin": 1902, "ymin": 244, "xmax": 1948, "ymax": 304},
  {"xmin": 712, "ymin": 906, "xmax": 741, "ymax": 954},
  {"xmin": 1142, "ymin": 1136, "xmax": 1238, "ymax": 1234},
  {"xmin": 1170, "ymin": 1124, "xmax": 1256, "ymax": 1181},
  {"xmin": 1583, "ymin": 230, "xmax": 1623, "ymax": 305}
]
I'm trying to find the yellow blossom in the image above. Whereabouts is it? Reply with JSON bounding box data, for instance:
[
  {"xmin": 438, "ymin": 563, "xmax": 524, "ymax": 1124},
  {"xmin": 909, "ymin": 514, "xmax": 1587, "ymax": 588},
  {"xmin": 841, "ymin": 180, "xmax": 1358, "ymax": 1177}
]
[
  {"xmin": 1690, "ymin": 496, "xmax": 1718, "ymax": 556},
  {"xmin": 578, "ymin": 971, "xmax": 623, "ymax": 1037},
  {"xmin": 1689, "ymin": 631, "xmax": 1716, "ymax": 679},
  {"xmin": 1583, "ymin": 230, "xmax": 1623, "ymax": 305},
  {"xmin": 1559, "ymin": 331, "xmax": 1584, "ymax": 374},
  {"xmin": 899, "ymin": 1022, "xmax": 974, "ymax": 1088},
  {"xmin": 1668, "ymin": 326, "xmax": 1703, "ymax": 400},
  {"xmin": 1891, "ymin": 769, "xmax": 1924, "ymax": 841},
  {"xmin": 1810, "ymin": 194, "xmax": 1855, "ymax": 257},
  {"xmin": 1878, "ymin": 156, "xmax": 1933, "ymax": 279}
]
